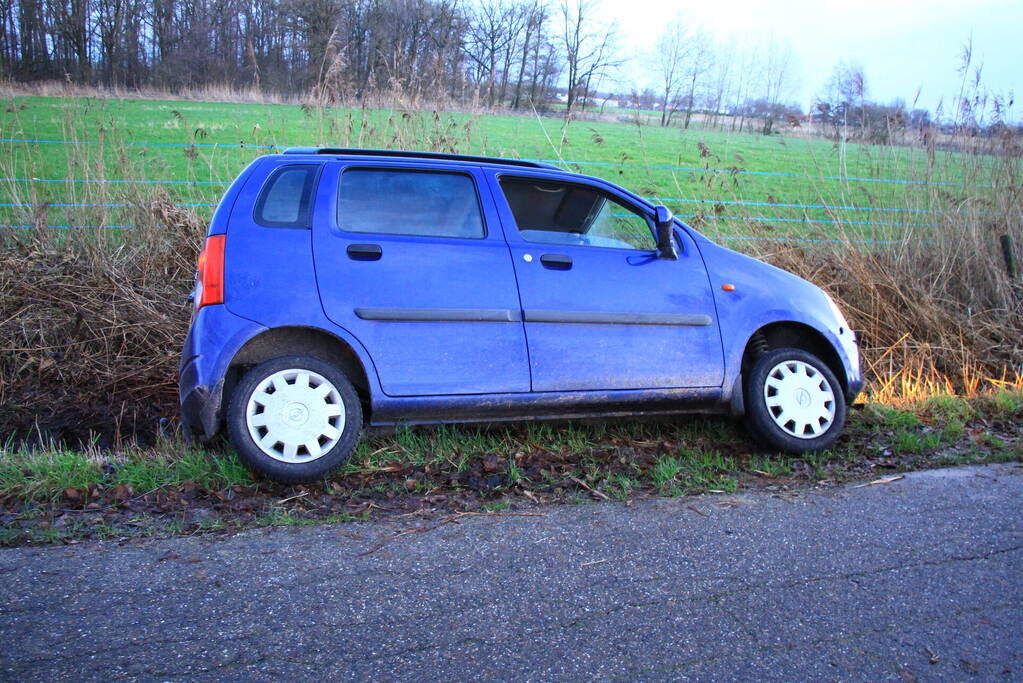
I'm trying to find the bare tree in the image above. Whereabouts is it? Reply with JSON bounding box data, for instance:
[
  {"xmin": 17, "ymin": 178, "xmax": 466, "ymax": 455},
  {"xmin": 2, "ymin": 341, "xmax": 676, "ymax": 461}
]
[
  {"xmin": 728, "ymin": 40, "xmax": 759, "ymax": 133},
  {"xmin": 510, "ymin": 0, "xmax": 546, "ymax": 109},
  {"xmin": 756, "ymin": 38, "xmax": 797, "ymax": 135},
  {"xmin": 651, "ymin": 14, "xmax": 688, "ymax": 127},
  {"xmin": 46, "ymin": 0, "xmax": 91, "ymax": 81},
  {"xmin": 705, "ymin": 36, "xmax": 734, "ymax": 129},
  {"xmin": 463, "ymin": 0, "xmax": 516, "ymax": 105},
  {"xmin": 558, "ymin": 0, "xmax": 619, "ymax": 114},
  {"xmin": 679, "ymin": 29, "xmax": 712, "ymax": 129},
  {"xmin": 815, "ymin": 59, "xmax": 868, "ymax": 139}
]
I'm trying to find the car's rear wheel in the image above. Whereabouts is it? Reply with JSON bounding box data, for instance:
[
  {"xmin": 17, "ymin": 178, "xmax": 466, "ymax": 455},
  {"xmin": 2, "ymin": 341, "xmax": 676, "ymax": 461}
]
[
  {"xmin": 227, "ymin": 355, "xmax": 363, "ymax": 483},
  {"xmin": 744, "ymin": 347, "xmax": 846, "ymax": 453}
]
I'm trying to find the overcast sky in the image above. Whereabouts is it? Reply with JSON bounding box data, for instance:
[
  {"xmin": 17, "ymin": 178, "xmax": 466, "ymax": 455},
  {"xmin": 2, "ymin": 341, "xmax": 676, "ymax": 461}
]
[{"xmin": 605, "ymin": 0, "xmax": 1020, "ymax": 120}]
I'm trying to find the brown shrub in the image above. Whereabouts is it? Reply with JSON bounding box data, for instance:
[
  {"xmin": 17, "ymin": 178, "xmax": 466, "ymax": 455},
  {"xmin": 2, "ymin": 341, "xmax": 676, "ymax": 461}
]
[
  {"xmin": 0, "ymin": 199, "xmax": 203, "ymax": 444},
  {"xmin": 755, "ymin": 160, "xmax": 1023, "ymax": 396}
]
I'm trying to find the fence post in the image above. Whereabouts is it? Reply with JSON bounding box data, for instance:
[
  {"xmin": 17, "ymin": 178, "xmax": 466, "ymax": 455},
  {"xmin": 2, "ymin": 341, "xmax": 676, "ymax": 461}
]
[{"xmin": 1001, "ymin": 234, "xmax": 1018, "ymax": 280}]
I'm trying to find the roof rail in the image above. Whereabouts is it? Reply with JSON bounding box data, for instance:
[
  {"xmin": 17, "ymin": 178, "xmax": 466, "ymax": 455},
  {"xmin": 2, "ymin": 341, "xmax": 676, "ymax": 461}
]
[{"xmin": 281, "ymin": 147, "xmax": 559, "ymax": 170}]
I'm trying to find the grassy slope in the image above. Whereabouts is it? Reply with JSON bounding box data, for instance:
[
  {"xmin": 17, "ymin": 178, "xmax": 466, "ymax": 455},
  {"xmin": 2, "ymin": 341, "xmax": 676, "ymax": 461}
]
[
  {"xmin": 0, "ymin": 95, "xmax": 997, "ymax": 240},
  {"xmin": 1, "ymin": 390, "xmax": 1020, "ymax": 546}
]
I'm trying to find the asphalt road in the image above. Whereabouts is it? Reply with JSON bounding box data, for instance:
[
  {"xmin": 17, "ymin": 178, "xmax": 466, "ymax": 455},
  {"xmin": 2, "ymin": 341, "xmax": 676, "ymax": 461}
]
[{"xmin": 1, "ymin": 464, "xmax": 1021, "ymax": 681}]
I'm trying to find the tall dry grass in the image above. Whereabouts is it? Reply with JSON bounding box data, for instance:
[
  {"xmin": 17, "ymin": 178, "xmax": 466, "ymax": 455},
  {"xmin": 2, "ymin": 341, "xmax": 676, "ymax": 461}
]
[
  {"xmin": 0, "ymin": 79, "xmax": 508, "ymax": 121},
  {"xmin": 742, "ymin": 135, "xmax": 1023, "ymax": 403},
  {"xmin": 0, "ymin": 198, "xmax": 202, "ymax": 444},
  {"xmin": 0, "ymin": 80, "xmax": 297, "ymax": 106}
]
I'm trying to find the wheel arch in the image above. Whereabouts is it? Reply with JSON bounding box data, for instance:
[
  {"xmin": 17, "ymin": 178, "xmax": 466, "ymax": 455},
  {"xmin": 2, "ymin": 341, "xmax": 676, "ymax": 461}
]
[
  {"xmin": 225, "ymin": 326, "xmax": 372, "ymax": 419},
  {"xmin": 742, "ymin": 322, "xmax": 847, "ymax": 394},
  {"xmin": 730, "ymin": 321, "xmax": 848, "ymax": 416}
]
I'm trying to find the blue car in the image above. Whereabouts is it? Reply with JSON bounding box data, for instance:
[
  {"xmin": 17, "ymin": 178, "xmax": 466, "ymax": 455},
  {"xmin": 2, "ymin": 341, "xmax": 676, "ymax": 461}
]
[{"xmin": 180, "ymin": 148, "xmax": 862, "ymax": 483}]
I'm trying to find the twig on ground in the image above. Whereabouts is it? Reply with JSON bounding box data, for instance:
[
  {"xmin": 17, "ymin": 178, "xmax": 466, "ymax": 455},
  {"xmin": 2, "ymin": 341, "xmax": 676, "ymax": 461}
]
[
  {"xmin": 570, "ymin": 476, "xmax": 610, "ymax": 501},
  {"xmin": 277, "ymin": 491, "xmax": 308, "ymax": 504},
  {"xmin": 852, "ymin": 474, "xmax": 905, "ymax": 488}
]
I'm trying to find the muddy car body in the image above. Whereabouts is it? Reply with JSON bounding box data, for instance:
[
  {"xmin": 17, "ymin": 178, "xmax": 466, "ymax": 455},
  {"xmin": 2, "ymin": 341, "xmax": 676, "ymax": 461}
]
[{"xmin": 180, "ymin": 149, "xmax": 862, "ymax": 482}]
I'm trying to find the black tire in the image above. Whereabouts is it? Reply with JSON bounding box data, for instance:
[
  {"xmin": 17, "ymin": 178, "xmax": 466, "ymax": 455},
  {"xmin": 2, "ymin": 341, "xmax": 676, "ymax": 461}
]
[
  {"xmin": 226, "ymin": 355, "xmax": 363, "ymax": 483},
  {"xmin": 743, "ymin": 347, "xmax": 847, "ymax": 454}
]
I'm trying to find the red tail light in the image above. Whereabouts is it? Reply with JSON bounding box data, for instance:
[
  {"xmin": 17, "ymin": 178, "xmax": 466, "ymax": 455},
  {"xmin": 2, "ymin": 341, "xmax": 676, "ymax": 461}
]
[{"xmin": 195, "ymin": 234, "xmax": 226, "ymax": 309}]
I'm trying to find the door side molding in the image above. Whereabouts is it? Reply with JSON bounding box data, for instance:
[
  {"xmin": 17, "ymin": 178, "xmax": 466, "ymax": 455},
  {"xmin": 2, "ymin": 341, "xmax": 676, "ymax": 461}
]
[
  {"xmin": 355, "ymin": 307, "xmax": 522, "ymax": 322},
  {"xmin": 523, "ymin": 310, "xmax": 713, "ymax": 326}
]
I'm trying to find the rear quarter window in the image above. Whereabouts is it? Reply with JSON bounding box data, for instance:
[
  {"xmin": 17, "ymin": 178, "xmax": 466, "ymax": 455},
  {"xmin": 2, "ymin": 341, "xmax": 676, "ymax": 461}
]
[
  {"xmin": 337, "ymin": 168, "xmax": 485, "ymax": 239},
  {"xmin": 254, "ymin": 165, "xmax": 319, "ymax": 228}
]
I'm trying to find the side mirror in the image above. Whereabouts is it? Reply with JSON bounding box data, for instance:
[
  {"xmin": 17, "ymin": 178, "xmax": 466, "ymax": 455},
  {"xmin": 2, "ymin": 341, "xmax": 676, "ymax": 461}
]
[{"xmin": 654, "ymin": 206, "xmax": 678, "ymax": 259}]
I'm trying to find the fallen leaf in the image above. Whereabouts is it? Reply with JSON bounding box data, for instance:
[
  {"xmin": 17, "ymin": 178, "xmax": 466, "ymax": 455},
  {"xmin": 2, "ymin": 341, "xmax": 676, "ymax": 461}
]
[{"xmin": 110, "ymin": 484, "xmax": 133, "ymax": 502}]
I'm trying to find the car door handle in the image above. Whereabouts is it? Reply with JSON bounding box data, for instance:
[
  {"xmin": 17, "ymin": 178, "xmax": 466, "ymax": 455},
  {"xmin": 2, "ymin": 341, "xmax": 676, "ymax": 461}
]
[
  {"xmin": 540, "ymin": 253, "xmax": 572, "ymax": 270},
  {"xmin": 347, "ymin": 243, "xmax": 382, "ymax": 261}
]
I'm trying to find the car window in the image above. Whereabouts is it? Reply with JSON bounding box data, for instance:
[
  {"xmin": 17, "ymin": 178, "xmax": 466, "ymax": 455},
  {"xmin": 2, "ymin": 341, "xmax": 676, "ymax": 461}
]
[
  {"xmin": 254, "ymin": 165, "xmax": 318, "ymax": 228},
  {"xmin": 499, "ymin": 177, "xmax": 655, "ymax": 251},
  {"xmin": 338, "ymin": 168, "xmax": 485, "ymax": 239}
]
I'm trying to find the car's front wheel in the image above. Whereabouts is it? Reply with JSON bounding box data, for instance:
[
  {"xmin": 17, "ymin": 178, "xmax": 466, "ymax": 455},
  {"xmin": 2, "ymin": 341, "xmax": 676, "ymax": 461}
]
[
  {"xmin": 744, "ymin": 347, "xmax": 846, "ymax": 453},
  {"xmin": 227, "ymin": 355, "xmax": 363, "ymax": 483}
]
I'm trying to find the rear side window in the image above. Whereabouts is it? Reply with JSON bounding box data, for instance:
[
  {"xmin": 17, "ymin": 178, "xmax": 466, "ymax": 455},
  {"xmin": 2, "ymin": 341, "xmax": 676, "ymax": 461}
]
[
  {"xmin": 338, "ymin": 169, "xmax": 485, "ymax": 239},
  {"xmin": 254, "ymin": 165, "xmax": 319, "ymax": 228}
]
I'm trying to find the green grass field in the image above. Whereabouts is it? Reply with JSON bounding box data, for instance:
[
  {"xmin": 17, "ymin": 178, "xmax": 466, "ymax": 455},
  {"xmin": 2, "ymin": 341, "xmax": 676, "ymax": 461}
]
[{"xmin": 0, "ymin": 94, "xmax": 1002, "ymax": 242}]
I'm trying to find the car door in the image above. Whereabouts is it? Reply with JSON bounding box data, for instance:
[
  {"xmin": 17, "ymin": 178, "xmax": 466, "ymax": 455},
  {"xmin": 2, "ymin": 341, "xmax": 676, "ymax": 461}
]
[
  {"xmin": 486, "ymin": 172, "xmax": 724, "ymax": 392},
  {"xmin": 312, "ymin": 162, "xmax": 530, "ymax": 396}
]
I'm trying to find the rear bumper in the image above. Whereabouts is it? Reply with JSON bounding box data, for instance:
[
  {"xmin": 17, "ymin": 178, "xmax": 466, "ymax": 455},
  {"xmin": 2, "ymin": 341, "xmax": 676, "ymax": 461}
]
[
  {"xmin": 178, "ymin": 305, "xmax": 266, "ymax": 440},
  {"xmin": 180, "ymin": 374, "xmax": 226, "ymax": 441}
]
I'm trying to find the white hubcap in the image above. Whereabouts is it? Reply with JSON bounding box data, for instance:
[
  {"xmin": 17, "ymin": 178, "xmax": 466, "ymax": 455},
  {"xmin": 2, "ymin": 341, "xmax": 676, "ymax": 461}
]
[
  {"xmin": 763, "ymin": 360, "xmax": 835, "ymax": 439},
  {"xmin": 246, "ymin": 368, "xmax": 345, "ymax": 463}
]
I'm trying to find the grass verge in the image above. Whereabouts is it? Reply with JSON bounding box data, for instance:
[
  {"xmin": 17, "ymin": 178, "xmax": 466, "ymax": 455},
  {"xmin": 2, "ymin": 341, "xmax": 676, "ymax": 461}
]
[{"xmin": 2, "ymin": 390, "xmax": 1020, "ymax": 547}]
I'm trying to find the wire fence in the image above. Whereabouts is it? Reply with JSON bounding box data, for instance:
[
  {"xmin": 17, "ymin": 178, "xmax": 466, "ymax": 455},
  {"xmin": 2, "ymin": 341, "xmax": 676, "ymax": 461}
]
[
  {"xmin": 0, "ymin": 135, "xmax": 987, "ymax": 187},
  {"xmin": 0, "ymin": 194, "xmax": 952, "ymax": 223},
  {"xmin": 0, "ymin": 134, "xmax": 997, "ymax": 242}
]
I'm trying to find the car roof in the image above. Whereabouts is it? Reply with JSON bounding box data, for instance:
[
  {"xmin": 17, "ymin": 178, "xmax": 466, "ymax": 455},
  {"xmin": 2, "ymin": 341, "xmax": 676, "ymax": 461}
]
[
  {"xmin": 280, "ymin": 147, "xmax": 561, "ymax": 171},
  {"xmin": 274, "ymin": 148, "xmax": 655, "ymax": 213}
]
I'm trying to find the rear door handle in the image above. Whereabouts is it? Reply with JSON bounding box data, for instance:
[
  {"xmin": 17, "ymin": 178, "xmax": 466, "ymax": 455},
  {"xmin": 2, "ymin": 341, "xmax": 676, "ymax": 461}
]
[
  {"xmin": 347, "ymin": 243, "xmax": 382, "ymax": 261},
  {"xmin": 540, "ymin": 253, "xmax": 572, "ymax": 270}
]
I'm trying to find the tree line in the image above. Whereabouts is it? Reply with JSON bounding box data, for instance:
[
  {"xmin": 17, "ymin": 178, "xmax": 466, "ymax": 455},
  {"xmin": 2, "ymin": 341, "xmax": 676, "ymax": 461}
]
[
  {"xmin": 0, "ymin": 0, "xmax": 811, "ymax": 134},
  {"xmin": 2, "ymin": 0, "xmax": 630, "ymax": 112},
  {"xmin": 5, "ymin": 1, "xmax": 1007, "ymax": 138}
]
